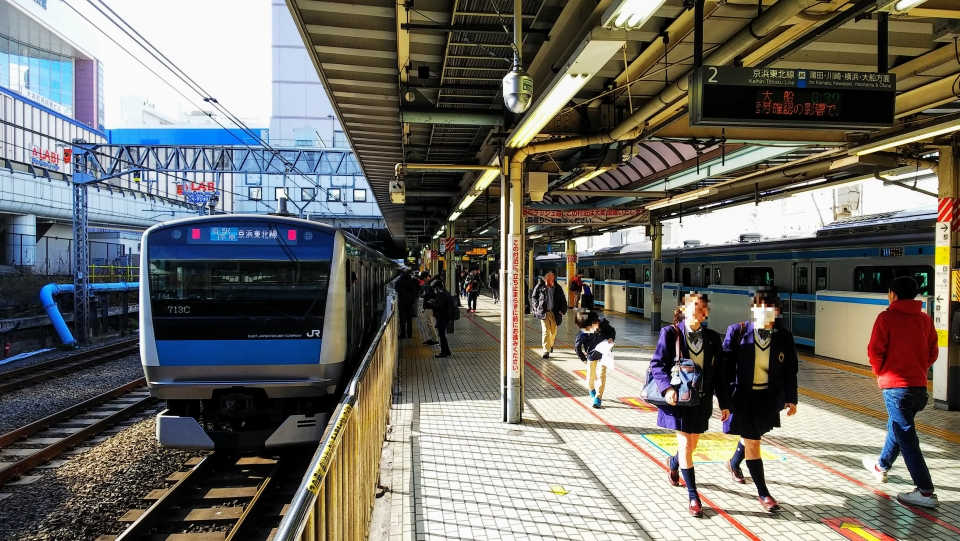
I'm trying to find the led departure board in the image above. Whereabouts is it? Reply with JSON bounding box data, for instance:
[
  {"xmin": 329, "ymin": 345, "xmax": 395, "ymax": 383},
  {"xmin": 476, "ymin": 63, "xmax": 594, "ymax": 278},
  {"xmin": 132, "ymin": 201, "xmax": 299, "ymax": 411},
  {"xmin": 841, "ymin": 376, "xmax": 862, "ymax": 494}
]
[{"xmin": 689, "ymin": 66, "xmax": 895, "ymax": 130}]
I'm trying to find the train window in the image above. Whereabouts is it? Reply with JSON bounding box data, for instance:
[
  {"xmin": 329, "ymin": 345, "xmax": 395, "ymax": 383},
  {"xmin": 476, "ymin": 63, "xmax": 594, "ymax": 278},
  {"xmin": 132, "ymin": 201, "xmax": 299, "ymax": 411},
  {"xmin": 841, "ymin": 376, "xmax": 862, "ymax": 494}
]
[
  {"xmin": 644, "ymin": 267, "xmax": 651, "ymax": 282},
  {"xmin": 605, "ymin": 267, "xmax": 615, "ymax": 280},
  {"xmin": 346, "ymin": 260, "xmax": 352, "ymax": 292},
  {"xmin": 734, "ymin": 267, "xmax": 775, "ymax": 287},
  {"xmin": 588, "ymin": 268, "xmax": 596, "ymax": 279},
  {"xmin": 796, "ymin": 267, "xmax": 809, "ymax": 294},
  {"xmin": 854, "ymin": 266, "xmax": 934, "ymax": 296},
  {"xmin": 816, "ymin": 266, "xmax": 828, "ymax": 291},
  {"xmin": 715, "ymin": 267, "xmax": 721, "ymax": 285},
  {"xmin": 703, "ymin": 267, "xmax": 712, "ymax": 288},
  {"xmin": 681, "ymin": 268, "xmax": 692, "ymax": 287},
  {"xmin": 664, "ymin": 267, "xmax": 673, "ymax": 282},
  {"xmin": 619, "ymin": 268, "xmax": 636, "ymax": 283}
]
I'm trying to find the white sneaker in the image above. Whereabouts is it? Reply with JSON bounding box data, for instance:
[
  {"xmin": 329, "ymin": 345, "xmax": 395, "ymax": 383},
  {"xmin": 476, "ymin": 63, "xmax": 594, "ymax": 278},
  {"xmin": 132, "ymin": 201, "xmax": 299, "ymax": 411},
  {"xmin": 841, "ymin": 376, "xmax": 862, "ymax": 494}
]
[
  {"xmin": 862, "ymin": 457, "xmax": 887, "ymax": 483},
  {"xmin": 897, "ymin": 488, "xmax": 939, "ymax": 508}
]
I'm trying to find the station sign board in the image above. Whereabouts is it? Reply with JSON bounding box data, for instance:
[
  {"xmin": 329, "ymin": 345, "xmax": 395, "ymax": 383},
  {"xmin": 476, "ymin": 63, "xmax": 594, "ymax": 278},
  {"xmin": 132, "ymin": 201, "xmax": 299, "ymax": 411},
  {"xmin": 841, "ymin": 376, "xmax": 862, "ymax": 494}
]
[
  {"xmin": 466, "ymin": 247, "xmax": 488, "ymax": 256},
  {"xmin": 523, "ymin": 208, "xmax": 649, "ymax": 226},
  {"xmin": 690, "ymin": 66, "xmax": 895, "ymax": 130}
]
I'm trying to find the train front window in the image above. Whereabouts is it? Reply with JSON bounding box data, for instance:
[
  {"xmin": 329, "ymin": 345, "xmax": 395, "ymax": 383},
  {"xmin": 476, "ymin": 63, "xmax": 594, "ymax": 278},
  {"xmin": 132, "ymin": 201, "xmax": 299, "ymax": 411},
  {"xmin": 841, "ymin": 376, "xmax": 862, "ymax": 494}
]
[{"xmin": 854, "ymin": 265, "xmax": 934, "ymax": 297}]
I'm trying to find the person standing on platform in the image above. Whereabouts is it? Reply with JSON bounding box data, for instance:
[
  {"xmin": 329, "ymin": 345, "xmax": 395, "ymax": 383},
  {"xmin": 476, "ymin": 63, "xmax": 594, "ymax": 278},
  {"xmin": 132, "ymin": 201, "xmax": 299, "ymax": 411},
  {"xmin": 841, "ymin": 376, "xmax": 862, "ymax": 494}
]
[
  {"xmin": 424, "ymin": 278, "xmax": 452, "ymax": 358},
  {"xmin": 650, "ymin": 293, "xmax": 729, "ymax": 518},
  {"xmin": 570, "ymin": 270, "xmax": 584, "ymax": 308},
  {"xmin": 465, "ymin": 271, "xmax": 481, "ymax": 313},
  {"xmin": 722, "ymin": 287, "xmax": 798, "ymax": 513},
  {"xmin": 489, "ymin": 271, "xmax": 500, "ymax": 304},
  {"xmin": 862, "ymin": 276, "xmax": 939, "ymax": 508},
  {"xmin": 530, "ymin": 271, "xmax": 567, "ymax": 359},
  {"xmin": 395, "ymin": 268, "xmax": 419, "ymax": 339},
  {"xmin": 574, "ymin": 311, "xmax": 616, "ymax": 409},
  {"xmin": 419, "ymin": 271, "xmax": 439, "ymax": 346}
]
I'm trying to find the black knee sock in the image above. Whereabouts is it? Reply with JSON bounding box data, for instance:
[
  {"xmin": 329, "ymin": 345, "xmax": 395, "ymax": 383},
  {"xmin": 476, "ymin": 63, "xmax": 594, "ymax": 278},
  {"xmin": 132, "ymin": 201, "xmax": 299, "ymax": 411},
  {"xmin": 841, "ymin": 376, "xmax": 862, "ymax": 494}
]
[
  {"xmin": 745, "ymin": 459, "xmax": 770, "ymax": 498},
  {"xmin": 681, "ymin": 468, "xmax": 698, "ymax": 500},
  {"xmin": 731, "ymin": 441, "xmax": 746, "ymax": 469},
  {"xmin": 668, "ymin": 454, "xmax": 679, "ymax": 471}
]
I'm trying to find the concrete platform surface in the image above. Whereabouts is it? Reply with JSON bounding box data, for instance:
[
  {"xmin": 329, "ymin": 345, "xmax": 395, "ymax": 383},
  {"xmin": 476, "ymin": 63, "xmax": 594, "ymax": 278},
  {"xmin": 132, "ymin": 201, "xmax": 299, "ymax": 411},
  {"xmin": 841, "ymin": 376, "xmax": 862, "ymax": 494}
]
[{"xmin": 388, "ymin": 296, "xmax": 960, "ymax": 541}]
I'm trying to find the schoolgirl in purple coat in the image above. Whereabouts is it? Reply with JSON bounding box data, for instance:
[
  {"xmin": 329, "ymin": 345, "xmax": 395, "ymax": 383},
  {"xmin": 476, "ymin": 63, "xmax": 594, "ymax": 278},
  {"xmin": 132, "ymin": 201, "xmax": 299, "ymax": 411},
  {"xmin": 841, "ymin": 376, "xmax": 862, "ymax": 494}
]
[{"xmin": 650, "ymin": 292, "xmax": 730, "ymax": 517}]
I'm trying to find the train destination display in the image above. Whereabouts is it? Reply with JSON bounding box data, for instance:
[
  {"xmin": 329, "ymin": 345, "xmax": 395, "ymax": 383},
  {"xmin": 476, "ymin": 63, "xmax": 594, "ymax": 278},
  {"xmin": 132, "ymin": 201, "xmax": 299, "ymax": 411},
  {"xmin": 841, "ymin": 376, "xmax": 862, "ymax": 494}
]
[{"xmin": 690, "ymin": 66, "xmax": 895, "ymax": 130}]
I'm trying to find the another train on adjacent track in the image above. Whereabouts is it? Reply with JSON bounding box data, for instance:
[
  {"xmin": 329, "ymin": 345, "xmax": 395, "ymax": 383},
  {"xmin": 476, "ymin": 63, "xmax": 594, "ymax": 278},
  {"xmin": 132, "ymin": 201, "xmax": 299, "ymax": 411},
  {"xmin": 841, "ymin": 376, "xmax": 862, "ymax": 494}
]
[{"xmin": 139, "ymin": 215, "xmax": 396, "ymax": 450}]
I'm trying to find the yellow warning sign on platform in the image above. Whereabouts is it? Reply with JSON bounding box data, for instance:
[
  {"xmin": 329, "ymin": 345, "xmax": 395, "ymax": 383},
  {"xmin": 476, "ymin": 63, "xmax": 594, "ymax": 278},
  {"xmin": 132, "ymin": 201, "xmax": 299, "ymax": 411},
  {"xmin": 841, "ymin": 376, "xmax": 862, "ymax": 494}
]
[
  {"xmin": 936, "ymin": 246, "xmax": 950, "ymax": 266},
  {"xmin": 620, "ymin": 397, "xmax": 656, "ymax": 412},
  {"xmin": 549, "ymin": 485, "xmax": 569, "ymax": 496},
  {"xmin": 573, "ymin": 369, "xmax": 586, "ymax": 380},
  {"xmin": 823, "ymin": 517, "xmax": 896, "ymax": 541},
  {"xmin": 641, "ymin": 433, "xmax": 785, "ymax": 464}
]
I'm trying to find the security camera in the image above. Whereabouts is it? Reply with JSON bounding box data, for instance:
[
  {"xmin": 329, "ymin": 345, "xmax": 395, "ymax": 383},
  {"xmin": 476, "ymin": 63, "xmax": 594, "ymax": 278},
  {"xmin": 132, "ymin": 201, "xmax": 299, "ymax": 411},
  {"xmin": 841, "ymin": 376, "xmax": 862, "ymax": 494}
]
[{"xmin": 502, "ymin": 68, "xmax": 533, "ymax": 114}]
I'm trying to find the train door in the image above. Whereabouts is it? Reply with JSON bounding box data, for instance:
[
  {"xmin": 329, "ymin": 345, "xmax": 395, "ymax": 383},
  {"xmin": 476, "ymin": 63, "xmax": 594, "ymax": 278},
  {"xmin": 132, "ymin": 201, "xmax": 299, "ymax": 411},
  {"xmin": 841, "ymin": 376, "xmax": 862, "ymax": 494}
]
[
  {"xmin": 681, "ymin": 267, "xmax": 692, "ymax": 287},
  {"xmin": 702, "ymin": 266, "xmax": 712, "ymax": 288},
  {"xmin": 790, "ymin": 263, "xmax": 815, "ymax": 345}
]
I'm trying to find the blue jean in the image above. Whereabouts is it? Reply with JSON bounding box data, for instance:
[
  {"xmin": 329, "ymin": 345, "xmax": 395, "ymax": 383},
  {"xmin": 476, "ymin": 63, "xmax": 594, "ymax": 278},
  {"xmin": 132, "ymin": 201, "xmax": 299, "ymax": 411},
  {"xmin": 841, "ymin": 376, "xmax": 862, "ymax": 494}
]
[{"xmin": 879, "ymin": 387, "xmax": 934, "ymax": 491}]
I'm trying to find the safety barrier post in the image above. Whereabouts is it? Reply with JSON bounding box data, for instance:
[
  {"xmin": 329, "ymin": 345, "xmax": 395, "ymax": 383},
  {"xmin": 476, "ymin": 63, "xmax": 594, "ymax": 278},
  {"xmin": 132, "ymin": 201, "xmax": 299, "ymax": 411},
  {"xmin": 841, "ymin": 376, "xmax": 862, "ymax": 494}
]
[{"xmin": 274, "ymin": 286, "xmax": 399, "ymax": 540}]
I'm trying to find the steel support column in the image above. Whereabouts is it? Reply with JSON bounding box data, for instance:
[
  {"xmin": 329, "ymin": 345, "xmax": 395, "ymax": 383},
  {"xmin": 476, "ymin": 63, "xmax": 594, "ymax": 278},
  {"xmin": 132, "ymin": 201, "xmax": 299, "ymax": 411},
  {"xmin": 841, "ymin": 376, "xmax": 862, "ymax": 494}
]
[
  {"xmin": 651, "ymin": 221, "xmax": 663, "ymax": 333},
  {"xmin": 936, "ymin": 142, "xmax": 960, "ymax": 410},
  {"xmin": 566, "ymin": 240, "xmax": 577, "ymax": 309},
  {"xmin": 446, "ymin": 221, "xmax": 456, "ymax": 334},
  {"xmin": 503, "ymin": 155, "xmax": 525, "ymax": 423},
  {"xmin": 72, "ymin": 180, "xmax": 90, "ymax": 345}
]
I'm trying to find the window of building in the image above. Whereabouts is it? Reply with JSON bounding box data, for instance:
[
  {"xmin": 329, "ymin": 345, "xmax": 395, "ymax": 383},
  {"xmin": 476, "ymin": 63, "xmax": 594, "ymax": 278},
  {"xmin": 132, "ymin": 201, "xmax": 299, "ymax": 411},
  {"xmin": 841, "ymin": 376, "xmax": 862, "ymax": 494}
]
[
  {"xmin": 333, "ymin": 130, "xmax": 347, "ymax": 149},
  {"xmin": 249, "ymin": 187, "xmax": 262, "ymax": 201},
  {"xmin": 734, "ymin": 267, "xmax": 775, "ymax": 287},
  {"xmin": 301, "ymin": 188, "xmax": 316, "ymax": 201},
  {"xmin": 275, "ymin": 187, "xmax": 288, "ymax": 200},
  {"xmin": 327, "ymin": 188, "xmax": 341, "ymax": 202},
  {"xmin": 295, "ymin": 140, "xmax": 314, "ymax": 147},
  {"xmin": 353, "ymin": 189, "xmax": 366, "ymax": 202},
  {"xmin": 854, "ymin": 266, "xmax": 933, "ymax": 297},
  {"xmin": 0, "ymin": 37, "xmax": 75, "ymax": 115}
]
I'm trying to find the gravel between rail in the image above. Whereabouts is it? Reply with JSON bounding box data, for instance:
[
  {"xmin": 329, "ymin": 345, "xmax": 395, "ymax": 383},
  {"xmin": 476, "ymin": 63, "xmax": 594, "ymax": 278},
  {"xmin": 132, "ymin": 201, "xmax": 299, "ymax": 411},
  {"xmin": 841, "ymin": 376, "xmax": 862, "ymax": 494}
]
[
  {"xmin": 0, "ymin": 354, "xmax": 143, "ymax": 435},
  {"xmin": 0, "ymin": 335, "xmax": 136, "ymax": 376},
  {"xmin": 0, "ymin": 417, "xmax": 194, "ymax": 541}
]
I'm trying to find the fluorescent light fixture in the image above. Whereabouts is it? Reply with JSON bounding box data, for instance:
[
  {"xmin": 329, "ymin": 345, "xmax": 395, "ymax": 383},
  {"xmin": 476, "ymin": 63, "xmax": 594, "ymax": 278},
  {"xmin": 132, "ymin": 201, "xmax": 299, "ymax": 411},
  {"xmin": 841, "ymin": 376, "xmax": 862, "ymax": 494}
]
[
  {"xmin": 645, "ymin": 187, "xmax": 719, "ymax": 210},
  {"xmin": 602, "ymin": 0, "xmax": 668, "ymax": 30},
  {"xmin": 458, "ymin": 193, "xmax": 478, "ymax": 211},
  {"xmin": 891, "ymin": 0, "xmax": 927, "ymax": 11},
  {"xmin": 449, "ymin": 211, "xmax": 462, "ymax": 221},
  {"xmin": 507, "ymin": 32, "xmax": 625, "ymax": 148},
  {"xmin": 881, "ymin": 168, "xmax": 934, "ymax": 181},
  {"xmin": 528, "ymin": 234, "xmax": 544, "ymax": 239},
  {"xmin": 439, "ymin": 226, "xmax": 445, "ymax": 233},
  {"xmin": 568, "ymin": 225, "xmax": 585, "ymax": 230},
  {"xmin": 473, "ymin": 169, "xmax": 499, "ymax": 192},
  {"xmin": 856, "ymin": 118, "xmax": 960, "ymax": 155},
  {"xmin": 562, "ymin": 167, "xmax": 610, "ymax": 190}
]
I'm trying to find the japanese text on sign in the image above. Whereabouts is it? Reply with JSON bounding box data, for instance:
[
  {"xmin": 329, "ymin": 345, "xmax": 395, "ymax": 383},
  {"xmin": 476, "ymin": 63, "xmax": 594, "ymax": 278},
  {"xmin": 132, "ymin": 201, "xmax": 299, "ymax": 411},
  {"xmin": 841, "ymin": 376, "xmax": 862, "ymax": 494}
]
[
  {"xmin": 756, "ymin": 90, "xmax": 840, "ymax": 118},
  {"xmin": 508, "ymin": 235, "xmax": 522, "ymax": 379},
  {"xmin": 523, "ymin": 208, "xmax": 649, "ymax": 226}
]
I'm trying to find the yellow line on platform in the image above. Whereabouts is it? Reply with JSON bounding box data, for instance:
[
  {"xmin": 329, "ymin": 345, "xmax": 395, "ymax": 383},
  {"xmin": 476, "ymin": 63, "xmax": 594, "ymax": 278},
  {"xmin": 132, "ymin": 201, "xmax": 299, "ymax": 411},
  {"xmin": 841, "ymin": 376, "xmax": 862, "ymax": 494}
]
[
  {"xmin": 800, "ymin": 355, "xmax": 933, "ymax": 392},
  {"xmin": 799, "ymin": 387, "xmax": 960, "ymax": 445}
]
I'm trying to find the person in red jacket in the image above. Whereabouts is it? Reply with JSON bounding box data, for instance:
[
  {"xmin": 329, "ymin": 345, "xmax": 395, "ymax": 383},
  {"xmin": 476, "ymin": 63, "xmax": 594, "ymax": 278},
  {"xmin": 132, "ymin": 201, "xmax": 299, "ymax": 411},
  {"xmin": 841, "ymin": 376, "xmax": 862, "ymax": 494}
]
[{"xmin": 862, "ymin": 276, "xmax": 939, "ymax": 508}]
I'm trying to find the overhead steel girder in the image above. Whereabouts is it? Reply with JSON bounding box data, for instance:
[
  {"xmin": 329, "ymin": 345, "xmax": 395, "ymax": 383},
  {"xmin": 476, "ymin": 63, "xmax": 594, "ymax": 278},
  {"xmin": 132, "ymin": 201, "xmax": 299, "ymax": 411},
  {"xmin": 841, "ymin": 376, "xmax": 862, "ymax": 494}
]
[
  {"xmin": 399, "ymin": 108, "xmax": 503, "ymax": 126},
  {"xmin": 80, "ymin": 144, "xmax": 360, "ymax": 175},
  {"xmin": 550, "ymin": 189, "xmax": 669, "ymax": 198}
]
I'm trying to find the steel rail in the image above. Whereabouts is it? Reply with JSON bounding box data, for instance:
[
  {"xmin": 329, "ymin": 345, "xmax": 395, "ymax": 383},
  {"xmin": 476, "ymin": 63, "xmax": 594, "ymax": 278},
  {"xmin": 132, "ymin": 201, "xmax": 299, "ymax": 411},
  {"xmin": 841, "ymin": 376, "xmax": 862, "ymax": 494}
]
[
  {"xmin": 0, "ymin": 379, "xmax": 154, "ymax": 485},
  {"xmin": 0, "ymin": 338, "xmax": 139, "ymax": 394}
]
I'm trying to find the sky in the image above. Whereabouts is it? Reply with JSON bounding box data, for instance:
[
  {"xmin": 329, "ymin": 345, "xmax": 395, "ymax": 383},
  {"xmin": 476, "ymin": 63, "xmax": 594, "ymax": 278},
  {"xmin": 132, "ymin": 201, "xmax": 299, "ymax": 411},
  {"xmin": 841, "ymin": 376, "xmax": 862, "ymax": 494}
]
[{"xmin": 74, "ymin": 0, "xmax": 272, "ymax": 127}]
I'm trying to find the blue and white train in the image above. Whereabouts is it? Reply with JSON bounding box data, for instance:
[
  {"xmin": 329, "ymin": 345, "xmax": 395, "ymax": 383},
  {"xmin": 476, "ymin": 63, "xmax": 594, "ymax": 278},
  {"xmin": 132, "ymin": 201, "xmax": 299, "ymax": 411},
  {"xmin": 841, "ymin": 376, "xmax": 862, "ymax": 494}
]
[
  {"xmin": 535, "ymin": 208, "xmax": 936, "ymax": 365},
  {"xmin": 139, "ymin": 215, "xmax": 396, "ymax": 450}
]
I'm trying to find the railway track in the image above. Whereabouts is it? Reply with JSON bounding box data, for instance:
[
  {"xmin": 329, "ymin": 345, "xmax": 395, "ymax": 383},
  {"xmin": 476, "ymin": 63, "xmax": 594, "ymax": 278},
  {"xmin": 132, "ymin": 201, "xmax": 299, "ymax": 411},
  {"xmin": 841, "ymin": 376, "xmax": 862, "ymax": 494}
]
[
  {"xmin": 0, "ymin": 378, "xmax": 155, "ymax": 486},
  {"xmin": 0, "ymin": 337, "xmax": 140, "ymax": 394},
  {"xmin": 106, "ymin": 452, "xmax": 309, "ymax": 541}
]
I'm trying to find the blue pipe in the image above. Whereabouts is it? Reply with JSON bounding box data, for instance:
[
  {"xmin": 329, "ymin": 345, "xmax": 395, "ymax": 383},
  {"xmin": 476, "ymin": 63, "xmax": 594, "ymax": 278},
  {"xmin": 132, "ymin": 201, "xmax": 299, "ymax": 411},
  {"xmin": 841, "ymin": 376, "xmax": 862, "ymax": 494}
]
[{"xmin": 40, "ymin": 282, "xmax": 140, "ymax": 346}]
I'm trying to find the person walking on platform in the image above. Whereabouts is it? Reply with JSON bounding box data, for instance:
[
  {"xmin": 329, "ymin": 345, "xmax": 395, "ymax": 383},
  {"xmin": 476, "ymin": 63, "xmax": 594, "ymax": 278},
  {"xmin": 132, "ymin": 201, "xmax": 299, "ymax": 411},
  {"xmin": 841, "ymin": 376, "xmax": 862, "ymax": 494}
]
[
  {"xmin": 570, "ymin": 270, "xmax": 585, "ymax": 308},
  {"xmin": 465, "ymin": 271, "xmax": 481, "ymax": 313},
  {"xmin": 419, "ymin": 271, "xmax": 440, "ymax": 346},
  {"xmin": 424, "ymin": 278, "xmax": 452, "ymax": 358},
  {"xmin": 530, "ymin": 271, "xmax": 567, "ymax": 359},
  {"xmin": 489, "ymin": 271, "xmax": 500, "ymax": 303},
  {"xmin": 574, "ymin": 311, "xmax": 616, "ymax": 409},
  {"xmin": 396, "ymin": 268, "xmax": 419, "ymax": 339},
  {"xmin": 722, "ymin": 287, "xmax": 798, "ymax": 513},
  {"xmin": 651, "ymin": 293, "xmax": 730, "ymax": 518},
  {"xmin": 862, "ymin": 276, "xmax": 939, "ymax": 508}
]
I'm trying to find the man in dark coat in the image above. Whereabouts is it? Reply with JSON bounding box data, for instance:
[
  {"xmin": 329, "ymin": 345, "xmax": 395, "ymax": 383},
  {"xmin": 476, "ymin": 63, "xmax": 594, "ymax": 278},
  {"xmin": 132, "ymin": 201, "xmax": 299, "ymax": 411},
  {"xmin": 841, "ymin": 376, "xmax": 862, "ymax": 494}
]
[
  {"xmin": 530, "ymin": 271, "xmax": 567, "ymax": 358},
  {"xmin": 424, "ymin": 278, "xmax": 452, "ymax": 358},
  {"xmin": 395, "ymin": 268, "xmax": 419, "ymax": 338}
]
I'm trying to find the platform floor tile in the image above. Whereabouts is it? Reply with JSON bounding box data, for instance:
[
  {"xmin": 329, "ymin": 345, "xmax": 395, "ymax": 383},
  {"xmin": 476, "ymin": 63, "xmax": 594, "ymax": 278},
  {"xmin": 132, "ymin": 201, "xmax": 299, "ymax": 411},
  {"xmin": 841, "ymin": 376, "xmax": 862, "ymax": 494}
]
[{"xmin": 389, "ymin": 296, "xmax": 960, "ymax": 541}]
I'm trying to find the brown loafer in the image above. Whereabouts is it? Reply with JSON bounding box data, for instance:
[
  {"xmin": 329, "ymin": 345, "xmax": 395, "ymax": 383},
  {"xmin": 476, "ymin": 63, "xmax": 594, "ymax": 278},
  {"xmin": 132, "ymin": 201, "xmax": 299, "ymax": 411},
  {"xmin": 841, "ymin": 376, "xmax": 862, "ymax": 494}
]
[
  {"xmin": 727, "ymin": 459, "xmax": 746, "ymax": 484},
  {"xmin": 758, "ymin": 495, "xmax": 780, "ymax": 512},
  {"xmin": 689, "ymin": 498, "xmax": 703, "ymax": 518},
  {"xmin": 668, "ymin": 468, "xmax": 680, "ymax": 487}
]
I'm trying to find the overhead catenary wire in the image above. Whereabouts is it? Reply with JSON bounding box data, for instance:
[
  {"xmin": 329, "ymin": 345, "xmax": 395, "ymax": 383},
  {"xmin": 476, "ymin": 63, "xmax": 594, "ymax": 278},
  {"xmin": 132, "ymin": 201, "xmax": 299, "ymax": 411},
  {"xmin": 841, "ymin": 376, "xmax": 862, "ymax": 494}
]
[{"xmin": 62, "ymin": 0, "xmax": 353, "ymax": 222}]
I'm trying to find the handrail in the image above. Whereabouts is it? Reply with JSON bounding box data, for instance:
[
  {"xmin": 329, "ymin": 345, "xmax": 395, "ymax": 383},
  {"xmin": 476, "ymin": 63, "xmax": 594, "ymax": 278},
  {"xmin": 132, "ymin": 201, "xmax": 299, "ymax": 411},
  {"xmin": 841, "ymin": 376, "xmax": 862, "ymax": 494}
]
[{"xmin": 274, "ymin": 282, "xmax": 398, "ymax": 541}]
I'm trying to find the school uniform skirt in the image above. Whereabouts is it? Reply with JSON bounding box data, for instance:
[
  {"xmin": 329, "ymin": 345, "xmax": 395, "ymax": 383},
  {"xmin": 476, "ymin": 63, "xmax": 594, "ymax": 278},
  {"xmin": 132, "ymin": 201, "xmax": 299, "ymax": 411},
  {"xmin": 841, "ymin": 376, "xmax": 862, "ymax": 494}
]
[
  {"xmin": 656, "ymin": 398, "xmax": 714, "ymax": 434},
  {"xmin": 722, "ymin": 389, "xmax": 780, "ymax": 440}
]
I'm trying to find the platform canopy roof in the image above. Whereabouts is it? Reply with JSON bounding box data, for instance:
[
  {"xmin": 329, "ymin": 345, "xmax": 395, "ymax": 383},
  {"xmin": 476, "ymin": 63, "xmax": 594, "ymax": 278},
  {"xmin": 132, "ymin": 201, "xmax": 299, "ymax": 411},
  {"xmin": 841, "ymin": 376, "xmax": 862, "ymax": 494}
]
[{"xmin": 285, "ymin": 0, "xmax": 960, "ymax": 249}]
